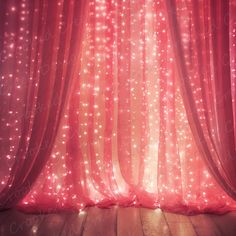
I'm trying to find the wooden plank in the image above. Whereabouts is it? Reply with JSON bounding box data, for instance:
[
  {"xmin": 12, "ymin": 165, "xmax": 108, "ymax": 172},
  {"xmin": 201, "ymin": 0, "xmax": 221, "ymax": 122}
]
[
  {"xmin": 36, "ymin": 212, "xmax": 67, "ymax": 236},
  {"xmin": 60, "ymin": 209, "xmax": 87, "ymax": 236},
  {"xmin": 0, "ymin": 209, "xmax": 11, "ymax": 220},
  {"xmin": 189, "ymin": 214, "xmax": 221, "ymax": 236},
  {"xmin": 164, "ymin": 212, "xmax": 197, "ymax": 236},
  {"xmin": 2, "ymin": 207, "xmax": 236, "ymax": 236},
  {"xmin": 140, "ymin": 208, "xmax": 171, "ymax": 236},
  {"xmin": 210, "ymin": 211, "xmax": 236, "ymax": 236},
  {"xmin": 0, "ymin": 210, "xmax": 12, "ymax": 236},
  {"xmin": 83, "ymin": 206, "xmax": 117, "ymax": 236},
  {"xmin": 117, "ymin": 207, "xmax": 143, "ymax": 236},
  {"xmin": 0, "ymin": 210, "xmax": 16, "ymax": 236},
  {"xmin": 0, "ymin": 209, "xmax": 45, "ymax": 236}
]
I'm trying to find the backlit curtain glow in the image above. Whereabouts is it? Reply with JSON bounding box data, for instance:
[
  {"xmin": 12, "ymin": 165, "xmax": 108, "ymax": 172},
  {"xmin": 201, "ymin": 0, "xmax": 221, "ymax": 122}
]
[
  {"xmin": 166, "ymin": 0, "xmax": 236, "ymax": 200},
  {"xmin": 1, "ymin": 0, "xmax": 236, "ymax": 215}
]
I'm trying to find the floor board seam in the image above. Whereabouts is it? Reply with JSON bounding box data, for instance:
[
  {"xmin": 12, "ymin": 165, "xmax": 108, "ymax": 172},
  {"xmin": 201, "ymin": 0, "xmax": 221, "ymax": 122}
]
[
  {"xmin": 80, "ymin": 208, "xmax": 88, "ymax": 236},
  {"xmin": 58, "ymin": 214, "xmax": 69, "ymax": 236},
  {"xmin": 210, "ymin": 215, "xmax": 226, "ymax": 236},
  {"xmin": 162, "ymin": 211, "xmax": 173, "ymax": 236},
  {"xmin": 139, "ymin": 208, "xmax": 145, "ymax": 236},
  {"xmin": 114, "ymin": 206, "xmax": 118, "ymax": 236},
  {"xmin": 188, "ymin": 215, "xmax": 200, "ymax": 236}
]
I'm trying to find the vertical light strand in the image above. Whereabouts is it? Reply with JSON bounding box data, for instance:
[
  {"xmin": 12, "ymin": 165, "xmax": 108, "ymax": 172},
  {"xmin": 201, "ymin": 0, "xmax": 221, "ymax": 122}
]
[
  {"xmin": 117, "ymin": 0, "xmax": 132, "ymax": 184},
  {"xmin": 138, "ymin": 0, "xmax": 149, "ymax": 187},
  {"xmin": 104, "ymin": 0, "xmax": 120, "ymax": 198}
]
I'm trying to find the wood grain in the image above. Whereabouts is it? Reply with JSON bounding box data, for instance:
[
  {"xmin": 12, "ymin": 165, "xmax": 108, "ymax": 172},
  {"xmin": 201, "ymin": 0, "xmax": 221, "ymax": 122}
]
[
  {"xmin": 140, "ymin": 208, "xmax": 171, "ymax": 236},
  {"xmin": 117, "ymin": 207, "xmax": 143, "ymax": 236},
  {"xmin": 83, "ymin": 207, "xmax": 117, "ymax": 236},
  {"xmin": 1, "ymin": 207, "xmax": 236, "ymax": 235},
  {"xmin": 189, "ymin": 214, "xmax": 221, "ymax": 236},
  {"xmin": 164, "ymin": 211, "xmax": 197, "ymax": 236},
  {"xmin": 0, "ymin": 209, "xmax": 46, "ymax": 236},
  {"xmin": 210, "ymin": 212, "xmax": 236, "ymax": 236},
  {"xmin": 60, "ymin": 210, "xmax": 87, "ymax": 236},
  {"xmin": 36, "ymin": 213, "xmax": 67, "ymax": 236}
]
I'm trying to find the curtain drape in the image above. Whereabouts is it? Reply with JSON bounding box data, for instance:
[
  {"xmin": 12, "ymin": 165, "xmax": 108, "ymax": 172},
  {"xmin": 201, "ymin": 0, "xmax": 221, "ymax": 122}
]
[
  {"xmin": 0, "ymin": 0, "xmax": 87, "ymax": 210},
  {"xmin": 166, "ymin": 0, "xmax": 236, "ymax": 199},
  {"xmin": 1, "ymin": 0, "xmax": 236, "ymax": 215}
]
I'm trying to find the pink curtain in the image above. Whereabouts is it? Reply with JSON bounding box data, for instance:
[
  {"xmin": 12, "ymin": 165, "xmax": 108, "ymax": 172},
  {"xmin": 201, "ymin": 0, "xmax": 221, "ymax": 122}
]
[
  {"xmin": 1, "ymin": 0, "xmax": 236, "ymax": 215},
  {"xmin": 166, "ymin": 0, "xmax": 236, "ymax": 199},
  {"xmin": 0, "ymin": 0, "xmax": 87, "ymax": 209}
]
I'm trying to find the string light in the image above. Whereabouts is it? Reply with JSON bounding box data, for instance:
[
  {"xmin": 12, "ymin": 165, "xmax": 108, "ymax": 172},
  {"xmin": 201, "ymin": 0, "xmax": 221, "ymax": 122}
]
[{"xmin": 0, "ymin": 0, "xmax": 236, "ymax": 213}]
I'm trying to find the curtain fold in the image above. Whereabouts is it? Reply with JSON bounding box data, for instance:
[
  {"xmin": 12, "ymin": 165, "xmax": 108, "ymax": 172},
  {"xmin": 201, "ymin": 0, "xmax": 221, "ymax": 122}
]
[
  {"xmin": 166, "ymin": 0, "xmax": 236, "ymax": 199},
  {"xmin": 0, "ymin": 0, "xmax": 88, "ymax": 210},
  {"xmin": 1, "ymin": 0, "xmax": 236, "ymax": 215}
]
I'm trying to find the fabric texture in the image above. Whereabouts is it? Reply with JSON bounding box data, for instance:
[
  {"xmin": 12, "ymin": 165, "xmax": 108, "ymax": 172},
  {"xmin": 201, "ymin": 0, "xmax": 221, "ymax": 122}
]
[
  {"xmin": 1, "ymin": 0, "xmax": 236, "ymax": 215},
  {"xmin": 0, "ymin": 0, "xmax": 87, "ymax": 209}
]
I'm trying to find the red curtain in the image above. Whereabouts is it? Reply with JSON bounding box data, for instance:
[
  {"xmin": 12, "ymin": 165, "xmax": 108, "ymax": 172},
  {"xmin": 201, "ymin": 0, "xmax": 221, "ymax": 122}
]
[
  {"xmin": 166, "ymin": 0, "xmax": 236, "ymax": 199},
  {"xmin": 1, "ymin": 0, "xmax": 236, "ymax": 215},
  {"xmin": 0, "ymin": 0, "xmax": 87, "ymax": 209}
]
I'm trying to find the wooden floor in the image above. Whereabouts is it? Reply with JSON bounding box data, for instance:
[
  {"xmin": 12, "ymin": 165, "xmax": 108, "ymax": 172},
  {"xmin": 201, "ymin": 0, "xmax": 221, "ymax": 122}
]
[{"xmin": 0, "ymin": 207, "xmax": 236, "ymax": 236}]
